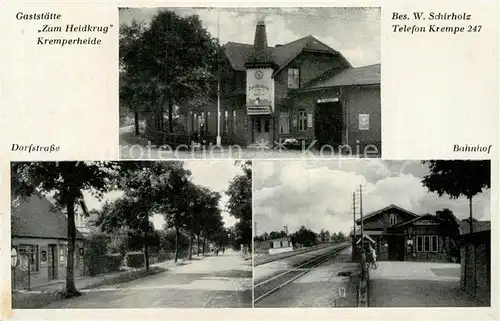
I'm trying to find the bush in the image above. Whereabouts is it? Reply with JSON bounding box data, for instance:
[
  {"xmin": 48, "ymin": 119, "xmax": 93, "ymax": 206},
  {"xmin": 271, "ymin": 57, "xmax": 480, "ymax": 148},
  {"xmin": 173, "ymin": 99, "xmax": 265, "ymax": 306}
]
[
  {"xmin": 104, "ymin": 254, "xmax": 122, "ymax": 273},
  {"xmin": 83, "ymin": 233, "xmax": 109, "ymax": 276},
  {"xmin": 125, "ymin": 251, "xmax": 144, "ymax": 268}
]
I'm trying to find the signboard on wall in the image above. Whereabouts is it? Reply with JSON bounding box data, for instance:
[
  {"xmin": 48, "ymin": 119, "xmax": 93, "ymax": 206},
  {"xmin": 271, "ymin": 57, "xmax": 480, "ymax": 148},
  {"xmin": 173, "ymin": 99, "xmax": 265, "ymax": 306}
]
[
  {"xmin": 414, "ymin": 220, "xmax": 439, "ymax": 225},
  {"xmin": 359, "ymin": 114, "xmax": 369, "ymax": 130},
  {"xmin": 246, "ymin": 68, "xmax": 274, "ymax": 114},
  {"xmin": 317, "ymin": 97, "xmax": 339, "ymax": 104},
  {"xmin": 247, "ymin": 106, "xmax": 271, "ymax": 115}
]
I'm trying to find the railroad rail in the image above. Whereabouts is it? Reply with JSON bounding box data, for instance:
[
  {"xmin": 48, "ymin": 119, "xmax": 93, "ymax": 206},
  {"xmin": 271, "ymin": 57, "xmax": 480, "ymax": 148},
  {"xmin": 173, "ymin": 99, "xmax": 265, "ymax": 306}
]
[{"xmin": 253, "ymin": 244, "xmax": 350, "ymax": 304}]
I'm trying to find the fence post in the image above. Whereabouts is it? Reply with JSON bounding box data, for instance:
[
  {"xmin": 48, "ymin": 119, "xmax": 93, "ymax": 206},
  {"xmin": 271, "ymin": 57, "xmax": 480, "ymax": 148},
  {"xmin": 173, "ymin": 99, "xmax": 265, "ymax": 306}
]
[{"xmin": 27, "ymin": 254, "xmax": 31, "ymax": 291}]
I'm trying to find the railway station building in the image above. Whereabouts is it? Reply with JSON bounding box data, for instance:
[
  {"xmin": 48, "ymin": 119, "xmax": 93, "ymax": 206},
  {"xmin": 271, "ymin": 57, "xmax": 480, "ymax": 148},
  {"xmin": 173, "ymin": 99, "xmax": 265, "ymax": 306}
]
[
  {"xmin": 184, "ymin": 20, "xmax": 381, "ymax": 154},
  {"xmin": 354, "ymin": 204, "xmax": 454, "ymax": 262}
]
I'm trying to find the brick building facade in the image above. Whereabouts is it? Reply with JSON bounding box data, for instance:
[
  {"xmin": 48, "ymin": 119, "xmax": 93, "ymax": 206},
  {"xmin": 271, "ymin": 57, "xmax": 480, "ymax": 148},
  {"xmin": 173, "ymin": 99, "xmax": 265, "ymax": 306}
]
[{"xmin": 184, "ymin": 21, "xmax": 381, "ymax": 154}]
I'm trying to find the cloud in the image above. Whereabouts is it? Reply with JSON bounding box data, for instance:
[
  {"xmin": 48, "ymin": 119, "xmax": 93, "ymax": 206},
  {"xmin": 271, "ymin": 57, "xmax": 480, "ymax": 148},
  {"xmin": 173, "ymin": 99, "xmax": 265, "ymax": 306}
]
[{"xmin": 254, "ymin": 160, "xmax": 491, "ymax": 236}]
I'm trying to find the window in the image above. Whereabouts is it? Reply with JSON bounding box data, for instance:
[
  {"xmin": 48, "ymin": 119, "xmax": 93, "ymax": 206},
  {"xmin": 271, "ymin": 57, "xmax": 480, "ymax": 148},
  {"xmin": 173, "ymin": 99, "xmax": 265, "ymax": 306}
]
[
  {"xmin": 431, "ymin": 235, "xmax": 438, "ymax": 252},
  {"xmin": 18, "ymin": 245, "xmax": 38, "ymax": 272},
  {"xmin": 224, "ymin": 111, "xmax": 229, "ymax": 133},
  {"xmin": 264, "ymin": 119, "xmax": 270, "ymax": 132},
  {"xmin": 256, "ymin": 119, "xmax": 262, "ymax": 133},
  {"xmin": 233, "ymin": 110, "xmax": 238, "ymax": 132},
  {"xmin": 424, "ymin": 236, "xmax": 431, "ymax": 252},
  {"xmin": 389, "ymin": 213, "xmax": 398, "ymax": 226},
  {"xmin": 279, "ymin": 111, "xmax": 290, "ymax": 134},
  {"xmin": 416, "ymin": 236, "xmax": 423, "ymax": 252},
  {"xmin": 269, "ymin": 242, "xmax": 274, "ymax": 249},
  {"xmin": 416, "ymin": 235, "xmax": 438, "ymax": 252},
  {"xmin": 59, "ymin": 244, "xmax": 67, "ymax": 265},
  {"xmin": 298, "ymin": 110, "xmax": 307, "ymax": 131},
  {"xmin": 288, "ymin": 68, "xmax": 300, "ymax": 89}
]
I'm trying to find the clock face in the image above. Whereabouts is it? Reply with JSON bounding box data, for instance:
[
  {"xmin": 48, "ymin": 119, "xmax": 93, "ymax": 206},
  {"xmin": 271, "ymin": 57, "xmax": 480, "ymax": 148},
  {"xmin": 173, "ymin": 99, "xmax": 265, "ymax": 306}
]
[{"xmin": 255, "ymin": 70, "xmax": 263, "ymax": 80}]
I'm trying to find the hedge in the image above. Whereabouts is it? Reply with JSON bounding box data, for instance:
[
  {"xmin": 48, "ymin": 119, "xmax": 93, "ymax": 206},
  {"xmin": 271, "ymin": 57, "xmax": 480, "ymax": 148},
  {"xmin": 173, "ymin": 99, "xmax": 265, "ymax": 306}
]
[
  {"xmin": 104, "ymin": 254, "xmax": 122, "ymax": 273},
  {"xmin": 125, "ymin": 251, "xmax": 144, "ymax": 268}
]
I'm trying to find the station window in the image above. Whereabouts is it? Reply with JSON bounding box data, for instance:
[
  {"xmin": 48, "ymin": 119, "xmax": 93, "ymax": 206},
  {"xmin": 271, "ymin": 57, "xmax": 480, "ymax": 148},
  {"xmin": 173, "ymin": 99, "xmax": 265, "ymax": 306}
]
[
  {"xmin": 416, "ymin": 235, "xmax": 438, "ymax": 252},
  {"xmin": 279, "ymin": 111, "xmax": 290, "ymax": 134},
  {"xmin": 288, "ymin": 68, "xmax": 300, "ymax": 89},
  {"xmin": 298, "ymin": 110, "xmax": 307, "ymax": 131},
  {"xmin": 389, "ymin": 213, "xmax": 398, "ymax": 226}
]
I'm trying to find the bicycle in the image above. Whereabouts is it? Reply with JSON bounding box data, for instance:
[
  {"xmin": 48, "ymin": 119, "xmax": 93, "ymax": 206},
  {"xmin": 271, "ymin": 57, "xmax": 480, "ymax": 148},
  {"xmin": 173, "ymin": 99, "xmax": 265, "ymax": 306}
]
[{"xmin": 365, "ymin": 259, "xmax": 379, "ymax": 270}]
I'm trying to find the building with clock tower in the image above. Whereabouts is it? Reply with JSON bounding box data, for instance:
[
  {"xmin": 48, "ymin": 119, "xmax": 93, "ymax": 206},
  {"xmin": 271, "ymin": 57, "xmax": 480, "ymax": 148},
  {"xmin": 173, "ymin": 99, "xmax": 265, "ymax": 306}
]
[{"xmin": 184, "ymin": 20, "xmax": 381, "ymax": 155}]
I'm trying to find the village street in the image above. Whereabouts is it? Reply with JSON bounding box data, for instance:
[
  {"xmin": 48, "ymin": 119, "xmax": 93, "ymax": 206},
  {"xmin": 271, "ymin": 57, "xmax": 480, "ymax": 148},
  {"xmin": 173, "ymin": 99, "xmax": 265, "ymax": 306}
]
[{"xmin": 46, "ymin": 250, "xmax": 252, "ymax": 308}]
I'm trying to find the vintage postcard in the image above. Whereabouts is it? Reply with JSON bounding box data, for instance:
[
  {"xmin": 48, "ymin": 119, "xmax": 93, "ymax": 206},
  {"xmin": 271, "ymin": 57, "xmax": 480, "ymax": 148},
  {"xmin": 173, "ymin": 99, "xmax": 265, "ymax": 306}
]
[{"xmin": 0, "ymin": 1, "xmax": 498, "ymax": 321}]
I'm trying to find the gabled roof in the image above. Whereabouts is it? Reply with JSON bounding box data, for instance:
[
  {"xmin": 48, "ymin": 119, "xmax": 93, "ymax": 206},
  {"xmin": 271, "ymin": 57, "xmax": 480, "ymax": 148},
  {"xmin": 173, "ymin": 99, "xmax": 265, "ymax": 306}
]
[
  {"xmin": 301, "ymin": 64, "xmax": 380, "ymax": 89},
  {"xmin": 459, "ymin": 221, "xmax": 491, "ymax": 235},
  {"xmin": 356, "ymin": 204, "xmax": 419, "ymax": 224},
  {"xmin": 223, "ymin": 35, "xmax": 352, "ymax": 75},
  {"xmin": 390, "ymin": 213, "xmax": 444, "ymax": 229},
  {"xmin": 12, "ymin": 193, "xmax": 85, "ymax": 240}
]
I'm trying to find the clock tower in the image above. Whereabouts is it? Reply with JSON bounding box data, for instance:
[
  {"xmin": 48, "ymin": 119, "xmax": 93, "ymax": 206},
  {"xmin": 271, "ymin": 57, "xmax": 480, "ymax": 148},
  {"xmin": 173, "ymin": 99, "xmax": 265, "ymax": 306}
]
[{"xmin": 245, "ymin": 20, "xmax": 276, "ymax": 116}]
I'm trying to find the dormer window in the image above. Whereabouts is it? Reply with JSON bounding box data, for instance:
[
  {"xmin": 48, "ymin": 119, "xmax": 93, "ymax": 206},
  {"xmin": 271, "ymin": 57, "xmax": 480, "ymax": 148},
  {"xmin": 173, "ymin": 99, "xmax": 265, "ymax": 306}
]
[
  {"xmin": 288, "ymin": 68, "xmax": 300, "ymax": 89},
  {"xmin": 389, "ymin": 213, "xmax": 398, "ymax": 226}
]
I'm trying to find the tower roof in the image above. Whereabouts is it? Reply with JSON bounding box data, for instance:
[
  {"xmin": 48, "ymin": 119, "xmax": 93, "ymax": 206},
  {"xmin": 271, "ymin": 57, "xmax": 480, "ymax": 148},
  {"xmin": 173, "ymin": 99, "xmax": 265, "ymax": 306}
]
[{"xmin": 245, "ymin": 21, "xmax": 276, "ymax": 69}]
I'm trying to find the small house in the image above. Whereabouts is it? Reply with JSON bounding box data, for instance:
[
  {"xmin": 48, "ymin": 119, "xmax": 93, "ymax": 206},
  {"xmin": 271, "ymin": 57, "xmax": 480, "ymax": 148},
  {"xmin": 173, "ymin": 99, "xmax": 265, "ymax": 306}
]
[{"xmin": 11, "ymin": 193, "xmax": 85, "ymax": 289}]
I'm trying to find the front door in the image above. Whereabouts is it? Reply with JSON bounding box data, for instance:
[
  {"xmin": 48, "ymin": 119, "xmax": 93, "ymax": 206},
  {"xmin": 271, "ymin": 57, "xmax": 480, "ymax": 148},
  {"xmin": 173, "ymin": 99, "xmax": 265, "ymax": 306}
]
[
  {"xmin": 48, "ymin": 244, "xmax": 57, "ymax": 280},
  {"xmin": 388, "ymin": 235, "xmax": 405, "ymax": 261},
  {"xmin": 314, "ymin": 102, "xmax": 343, "ymax": 148},
  {"xmin": 253, "ymin": 117, "xmax": 272, "ymax": 144}
]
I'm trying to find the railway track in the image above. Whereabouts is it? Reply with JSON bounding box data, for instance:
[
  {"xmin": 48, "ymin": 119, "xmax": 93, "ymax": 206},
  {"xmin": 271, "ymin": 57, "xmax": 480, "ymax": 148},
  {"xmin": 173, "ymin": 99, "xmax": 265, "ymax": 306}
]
[{"xmin": 253, "ymin": 244, "xmax": 350, "ymax": 305}]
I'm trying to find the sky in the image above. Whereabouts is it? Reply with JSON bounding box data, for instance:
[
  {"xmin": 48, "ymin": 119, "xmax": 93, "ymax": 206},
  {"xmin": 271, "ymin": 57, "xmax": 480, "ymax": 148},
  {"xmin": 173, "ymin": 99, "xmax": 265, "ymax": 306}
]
[
  {"xmin": 254, "ymin": 160, "xmax": 491, "ymax": 237},
  {"xmin": 119, "ymin": 7, "xmax": 381, "ymax": 67},
  {"xmin": 82, "ymin": 161, "xmax": 244, "ymax": 230}
]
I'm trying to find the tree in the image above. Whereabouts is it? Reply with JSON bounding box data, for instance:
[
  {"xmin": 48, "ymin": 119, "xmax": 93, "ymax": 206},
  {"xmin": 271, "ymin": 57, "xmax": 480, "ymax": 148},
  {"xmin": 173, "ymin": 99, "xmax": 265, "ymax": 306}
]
[
  {"xmin": 11, "ymin": 161, "xmax": 115, "ymax": 298},
  {"xmin": 435, "ymin": 208, "xmax": 460, "ymax": 260},
  {"xmin": 99, "ymin": 196, "xmax": 156, "ymax": 272},
  {"xmin": 119, "ymin": 20, "xmax": 148, "ymax": 135},
  {"xmin": 188, "ymin": 185, "xmax": 222, "ymax": 260},
  {"xmin": 290, "ymin": 226, "xmax": 318, "ymax": 247},
  {"xmin": 154, "ymin": 162, "xmax": 192, "ymax": 262},
  {"xmin": 119, "ymin": 10, "xmax": 229, "ymax": 135},
  {"xmin": 422, "ymin": 160, "xmax": 490, "ymax": 233},
  {"xmin": 226, "ymin": 161, "xmax": 252, "ymax": 252}
]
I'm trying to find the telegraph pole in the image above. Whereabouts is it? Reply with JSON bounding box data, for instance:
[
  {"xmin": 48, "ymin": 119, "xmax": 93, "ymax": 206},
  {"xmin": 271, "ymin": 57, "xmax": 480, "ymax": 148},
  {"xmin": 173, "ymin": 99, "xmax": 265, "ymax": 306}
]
[
  {"xmin": 352, "ymin": 192, "xmax": 356, "ymax": 239},
  {"xmin": 352, "ymin": 192, "xmax": 357, "ymax": 261},
  {"xmin": 359, "ymin": 184, "xmax": 365, "ymax": 265}
]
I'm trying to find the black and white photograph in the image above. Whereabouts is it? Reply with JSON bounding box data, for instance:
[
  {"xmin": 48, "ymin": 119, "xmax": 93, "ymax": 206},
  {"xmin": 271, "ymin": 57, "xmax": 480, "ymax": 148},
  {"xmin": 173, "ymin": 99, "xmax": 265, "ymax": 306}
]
[
  {"xmin": 119, "ymin": 7, "xmax": 381, "ymax": 159},
  {"xmin": 11, "ymin": 160, "xmax": 252, "ymax": 308},
  {"xmin": 253, "ymin": 160, "xmax": 491, "ymax": 307}
]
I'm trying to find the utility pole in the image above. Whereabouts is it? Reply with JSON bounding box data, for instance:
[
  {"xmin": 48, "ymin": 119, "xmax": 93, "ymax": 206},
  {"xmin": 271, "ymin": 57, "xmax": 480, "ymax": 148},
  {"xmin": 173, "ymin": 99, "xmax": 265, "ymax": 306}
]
[
  {"xmin": 359, "ymin": 184, "xmax": 365, "ymax": 266},
  {"xmin": 352, "ymin": 192, "xmax": 356, "ymax": 239},
  {"xmin": 284, "ymin": 225, "xmax": 288, "ymax": 235},
  {"xmin": 216, "ymin": 12, "xmax": 222, "ymax": 146}
]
